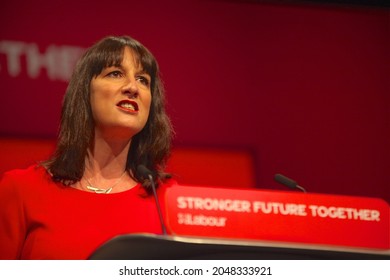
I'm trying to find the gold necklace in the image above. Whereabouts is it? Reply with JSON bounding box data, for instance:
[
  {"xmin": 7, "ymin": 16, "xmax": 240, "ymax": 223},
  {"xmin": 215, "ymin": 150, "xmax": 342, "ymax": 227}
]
[{"xmin": 85, "ymin": 171, "xmax": 126, "ymax": 194}]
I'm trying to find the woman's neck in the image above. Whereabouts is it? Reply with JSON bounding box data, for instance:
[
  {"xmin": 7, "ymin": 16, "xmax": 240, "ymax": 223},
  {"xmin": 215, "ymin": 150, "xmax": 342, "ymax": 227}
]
[{"xmin": 85, "ymin": 135, "xmax": 131, "ymax": 180}]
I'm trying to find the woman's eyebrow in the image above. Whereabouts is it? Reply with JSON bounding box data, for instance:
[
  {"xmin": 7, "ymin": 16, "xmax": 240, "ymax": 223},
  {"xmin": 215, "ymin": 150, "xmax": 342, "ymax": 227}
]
[{"xmin": 108, "ymin": 64, "xmax": 124, "ymax": 70}]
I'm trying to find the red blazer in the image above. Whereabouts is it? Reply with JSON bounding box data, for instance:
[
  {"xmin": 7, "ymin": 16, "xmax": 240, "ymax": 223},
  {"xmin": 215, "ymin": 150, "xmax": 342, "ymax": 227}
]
[{"xmin": 0, "ymin": 165, "xmax": 173, "ymax": 259}]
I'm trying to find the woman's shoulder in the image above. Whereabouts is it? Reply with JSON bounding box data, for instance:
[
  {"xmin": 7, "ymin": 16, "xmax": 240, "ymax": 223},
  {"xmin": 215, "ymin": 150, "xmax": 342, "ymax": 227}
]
[
  {"xmin": 0, "ymin": 164, "xmax": 50, "ymax": 191},
  {"xmin": 1, "ymin": 164, "xmax": 47, "ymax": 181}
]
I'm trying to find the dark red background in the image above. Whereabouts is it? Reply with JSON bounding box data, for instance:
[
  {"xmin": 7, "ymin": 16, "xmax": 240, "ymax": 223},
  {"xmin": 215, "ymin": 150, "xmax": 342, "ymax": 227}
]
[{"xmin": 0, "ymin": 0, "xmax": 389, "ymax": 202}]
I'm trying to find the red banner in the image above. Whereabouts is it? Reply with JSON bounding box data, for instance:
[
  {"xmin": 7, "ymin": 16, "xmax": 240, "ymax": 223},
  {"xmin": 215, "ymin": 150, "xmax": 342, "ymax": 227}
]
[{"xmin": 165, "ymin": 186, "xmax": 390, "ymax": 250}]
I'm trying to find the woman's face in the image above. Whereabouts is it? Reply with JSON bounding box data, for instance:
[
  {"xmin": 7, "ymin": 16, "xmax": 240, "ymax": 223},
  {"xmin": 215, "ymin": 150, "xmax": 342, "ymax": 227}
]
[{"xmin": 90, "ymin": 47, "xmax": 152, "ymax": 139}]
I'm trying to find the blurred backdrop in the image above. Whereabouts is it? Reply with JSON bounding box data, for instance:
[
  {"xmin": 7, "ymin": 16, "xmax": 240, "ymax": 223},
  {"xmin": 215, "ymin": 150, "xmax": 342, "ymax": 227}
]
[{"xmin": 0, "ymin": 0, "xmax": 389, "ymax": 202}]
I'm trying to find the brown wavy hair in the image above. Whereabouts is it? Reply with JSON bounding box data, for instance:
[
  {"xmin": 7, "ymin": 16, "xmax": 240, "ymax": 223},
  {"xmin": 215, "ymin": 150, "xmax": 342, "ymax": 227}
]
[{"xmin": 43, "ymin": 36, "xmax": 173, "ymax": 191}]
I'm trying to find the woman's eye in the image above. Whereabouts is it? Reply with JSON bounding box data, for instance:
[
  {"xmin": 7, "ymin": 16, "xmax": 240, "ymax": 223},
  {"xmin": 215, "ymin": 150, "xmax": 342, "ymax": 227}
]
[
  {"xmin": 107, "ymin": 71, "xmax": 123, "ymax": 78},
  {"xmin": 137, "ymin": 76, "xmax": 150, "ymax": 86}
]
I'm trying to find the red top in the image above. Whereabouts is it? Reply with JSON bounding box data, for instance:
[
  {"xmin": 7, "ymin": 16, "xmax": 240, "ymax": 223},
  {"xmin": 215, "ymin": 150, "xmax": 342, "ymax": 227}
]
[{"xmin": 0, "ymin": 165, "xmax": 174, "ymax": 259}]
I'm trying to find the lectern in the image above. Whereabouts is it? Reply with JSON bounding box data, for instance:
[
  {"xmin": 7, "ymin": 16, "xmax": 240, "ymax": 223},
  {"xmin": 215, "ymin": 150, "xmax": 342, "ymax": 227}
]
[
  {"xmin": 90, "ymin": 185, "xmax": 390, "ymax": 260},
  {"xmin": 89, "ymin": 233, "xmax": 389, "ymax": 260}
]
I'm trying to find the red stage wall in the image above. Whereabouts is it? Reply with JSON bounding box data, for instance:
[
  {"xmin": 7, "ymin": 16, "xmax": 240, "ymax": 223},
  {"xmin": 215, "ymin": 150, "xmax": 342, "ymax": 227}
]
[{"xmin": 0, "ymin": 0, "xmax": 389, "ymax": 202}]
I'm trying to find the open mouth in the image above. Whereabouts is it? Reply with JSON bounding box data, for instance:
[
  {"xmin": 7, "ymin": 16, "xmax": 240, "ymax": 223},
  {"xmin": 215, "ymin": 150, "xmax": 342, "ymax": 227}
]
[{"xmin": 117, "ymin": 100, "xmax": 139, "ymax": 112}]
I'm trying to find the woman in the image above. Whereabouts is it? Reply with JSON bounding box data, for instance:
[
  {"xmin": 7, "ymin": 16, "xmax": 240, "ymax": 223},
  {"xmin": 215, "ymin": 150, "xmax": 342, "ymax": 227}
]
[{"xmin": 0, "ymin": 36, "xmax": 174, "ymax": 259}]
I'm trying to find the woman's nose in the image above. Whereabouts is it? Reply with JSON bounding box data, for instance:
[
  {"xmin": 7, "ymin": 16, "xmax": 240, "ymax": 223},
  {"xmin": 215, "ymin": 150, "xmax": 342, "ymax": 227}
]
[{"xmin": 122, "ymin": 78, "xmax": 139, "ymax": 98}]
